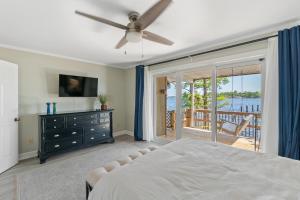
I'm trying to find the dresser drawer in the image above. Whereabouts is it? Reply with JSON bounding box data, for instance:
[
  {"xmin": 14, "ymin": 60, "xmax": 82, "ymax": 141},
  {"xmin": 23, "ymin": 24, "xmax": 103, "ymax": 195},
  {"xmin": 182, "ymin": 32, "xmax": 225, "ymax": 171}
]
[
  {"xmin": 45, "ymin": 116, "xmax": 65, "ymax": 130},
  {"xmin": 85, "ymin": 131, "xmax": 110, "ymax": 144},
  {"xmin": 67, "ymin": 114, "xmax": 97, "ymax": 123},
  {"xmin": 45, "ymin": 137, "xmax": 82, "ymax": 153},
  {"xmin": 100, "ymin": 113, "xmax": 110, "ymax": 118},
  {"xmin": 67, "ymin": 119, "xmax": 99, "ymax": 128},
  {"xmin": 45, "ymin": 116, "xmax": 65, "ymax": 124},
  {"xmin": 66, "ymin": 113, "xmax": 99, "ymax": 128},
  {"xmin": 44, "ymin": 128, "xmax": 83, "ymax": 140},
  {"xmin": 85, "ymin": 124, "xmax": 110, "ymax": 135},
  {"xmin": 100, "ymin": 117, "xmax": 110, "ymax": 123}
]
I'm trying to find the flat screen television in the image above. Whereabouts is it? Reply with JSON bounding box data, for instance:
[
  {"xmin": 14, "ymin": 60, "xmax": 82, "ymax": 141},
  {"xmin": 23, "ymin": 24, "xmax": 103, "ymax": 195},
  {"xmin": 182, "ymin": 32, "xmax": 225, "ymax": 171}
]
[{"xmin": 59, "ymin": 74, "xmax": 98, "ymax": 97}]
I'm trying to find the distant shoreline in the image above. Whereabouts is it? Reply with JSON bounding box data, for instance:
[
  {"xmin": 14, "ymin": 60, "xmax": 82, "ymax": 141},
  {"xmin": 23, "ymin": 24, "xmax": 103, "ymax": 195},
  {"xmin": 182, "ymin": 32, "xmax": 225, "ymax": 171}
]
[{"xmin": 167, "ymin": 96, "xmax": 261, "ymax": 112}]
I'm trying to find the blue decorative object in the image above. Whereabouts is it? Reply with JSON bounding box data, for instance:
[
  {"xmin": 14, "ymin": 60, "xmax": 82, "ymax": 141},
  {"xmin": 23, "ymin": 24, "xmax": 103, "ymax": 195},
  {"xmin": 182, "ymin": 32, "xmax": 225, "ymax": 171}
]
[
  {"xmin": 53, "ymin": 102, "xmax": 57, "ymax": 114},
  {"xmin": 278, "ymin": 25, "xmax": 300, "ymax": 160},
  {"xmin": 46, "ymin": 102, "xmax": 51, "ymax": 115},
  {"xmin": 134, "ymin": 65, "xmax": 144, "ymax": 141}
]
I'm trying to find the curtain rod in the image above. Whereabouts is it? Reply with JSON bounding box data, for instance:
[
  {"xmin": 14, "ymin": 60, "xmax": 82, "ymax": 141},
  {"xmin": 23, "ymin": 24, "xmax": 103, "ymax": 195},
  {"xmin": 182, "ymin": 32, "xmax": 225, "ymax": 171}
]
[{"xmin": 147, "ymin": 34, "xmax": 278, "ymax": 67}]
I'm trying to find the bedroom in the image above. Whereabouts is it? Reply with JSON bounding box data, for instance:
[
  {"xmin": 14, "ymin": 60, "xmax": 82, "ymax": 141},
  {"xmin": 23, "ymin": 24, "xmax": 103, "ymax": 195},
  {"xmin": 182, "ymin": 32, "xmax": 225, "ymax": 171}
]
[{"xmin": 0, "ymin": 0, "xmax": 300, "ymax": 199}]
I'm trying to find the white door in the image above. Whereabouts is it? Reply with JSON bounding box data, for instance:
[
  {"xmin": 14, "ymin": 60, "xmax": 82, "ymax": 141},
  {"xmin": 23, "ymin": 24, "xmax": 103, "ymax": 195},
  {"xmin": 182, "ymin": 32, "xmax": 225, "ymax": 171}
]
[{"xmin": 0, "ymin": 60, "xmax": 18, "ymax": 173}]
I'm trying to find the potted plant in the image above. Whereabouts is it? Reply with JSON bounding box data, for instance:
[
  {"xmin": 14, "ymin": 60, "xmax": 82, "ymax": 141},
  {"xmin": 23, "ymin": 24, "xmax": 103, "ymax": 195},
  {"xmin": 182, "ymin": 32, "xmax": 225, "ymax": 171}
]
[{"xmin": 99, "ymin": 95, "xmax": 108, "ymax": 110}]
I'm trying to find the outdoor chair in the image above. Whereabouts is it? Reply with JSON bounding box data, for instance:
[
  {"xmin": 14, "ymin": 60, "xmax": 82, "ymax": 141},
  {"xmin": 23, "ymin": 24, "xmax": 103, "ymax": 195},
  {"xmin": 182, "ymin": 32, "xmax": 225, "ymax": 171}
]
[{"xmin": 220, "ymin": 114, "xmax": 254, "ymax": 136}]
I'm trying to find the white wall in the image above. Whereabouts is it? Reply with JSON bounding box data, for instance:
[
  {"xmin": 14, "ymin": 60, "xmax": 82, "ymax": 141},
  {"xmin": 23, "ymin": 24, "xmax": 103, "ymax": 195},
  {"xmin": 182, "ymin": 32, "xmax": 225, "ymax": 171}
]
[{"xmin": 0, "ymin": 47, "xmax": 127, "ymax": 154}]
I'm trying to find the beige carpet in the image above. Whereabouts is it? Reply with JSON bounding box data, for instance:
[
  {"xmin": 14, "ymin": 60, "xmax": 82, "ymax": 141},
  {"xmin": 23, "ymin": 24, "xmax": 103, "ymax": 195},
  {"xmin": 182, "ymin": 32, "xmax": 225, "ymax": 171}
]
[{"xmin": 1, "ymin": 135, "xmax": 160, "ymax": 200}]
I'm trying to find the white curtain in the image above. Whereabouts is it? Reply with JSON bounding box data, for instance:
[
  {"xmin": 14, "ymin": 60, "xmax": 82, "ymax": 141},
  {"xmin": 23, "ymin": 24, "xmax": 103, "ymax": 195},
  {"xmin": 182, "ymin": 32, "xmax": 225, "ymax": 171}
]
[
  {"xmin": 261, "ymin": 38, "xmax": 279, "ymax": 154},
  {"xmin": 143, "ymin": 66, "xmax": 154, "ymax": 141}
]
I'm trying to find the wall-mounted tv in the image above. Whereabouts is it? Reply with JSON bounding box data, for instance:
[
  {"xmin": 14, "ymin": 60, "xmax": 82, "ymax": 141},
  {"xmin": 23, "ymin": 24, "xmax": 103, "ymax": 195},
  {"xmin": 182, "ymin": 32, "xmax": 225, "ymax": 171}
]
[{"xmin": 59, "ymin": 74, "xmax": 98, "ymax": 97}]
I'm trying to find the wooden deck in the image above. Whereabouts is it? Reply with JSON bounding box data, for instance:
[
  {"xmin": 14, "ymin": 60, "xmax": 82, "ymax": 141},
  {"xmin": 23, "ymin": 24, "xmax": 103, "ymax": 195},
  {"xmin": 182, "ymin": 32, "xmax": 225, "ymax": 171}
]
[{"xmin": 159, "ymin": 127, "xmax": 258, "ymax": 151}]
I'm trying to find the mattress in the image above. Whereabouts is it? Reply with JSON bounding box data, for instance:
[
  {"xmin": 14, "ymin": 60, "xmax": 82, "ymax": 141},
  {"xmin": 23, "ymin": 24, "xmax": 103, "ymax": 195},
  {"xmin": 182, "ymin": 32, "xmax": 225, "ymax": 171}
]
[{"xmin": 89, "ymin": 138, "xmax": 300, "ymax": 200}]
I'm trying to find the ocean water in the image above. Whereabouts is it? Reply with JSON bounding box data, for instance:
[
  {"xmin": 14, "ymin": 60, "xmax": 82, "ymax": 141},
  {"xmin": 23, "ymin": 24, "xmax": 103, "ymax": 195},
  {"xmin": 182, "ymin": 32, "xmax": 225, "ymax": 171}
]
[{"xmin": 167, "ymin": 96, "xmax": 261, "ymax": 112}]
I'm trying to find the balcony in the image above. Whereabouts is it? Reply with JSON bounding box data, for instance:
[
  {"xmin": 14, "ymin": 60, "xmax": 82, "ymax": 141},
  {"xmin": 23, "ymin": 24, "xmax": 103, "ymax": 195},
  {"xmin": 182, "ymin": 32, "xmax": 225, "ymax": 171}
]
[{"xmin": 164, "ymin": 108, "xmax": 261, "ymax": 151}]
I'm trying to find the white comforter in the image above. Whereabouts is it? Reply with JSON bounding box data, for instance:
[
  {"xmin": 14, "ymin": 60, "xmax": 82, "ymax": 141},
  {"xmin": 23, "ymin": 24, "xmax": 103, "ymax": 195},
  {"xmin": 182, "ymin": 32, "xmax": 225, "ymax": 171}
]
[{"xmin": 89, "ymin": 139, "xmax": 300, "ymax": 200}]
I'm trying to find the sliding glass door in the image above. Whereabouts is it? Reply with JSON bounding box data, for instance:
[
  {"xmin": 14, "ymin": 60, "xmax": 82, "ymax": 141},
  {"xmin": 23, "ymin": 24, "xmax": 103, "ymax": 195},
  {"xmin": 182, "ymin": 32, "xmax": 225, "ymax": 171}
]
[
  {"xmin": 179, "ymin": 68, "xmax": 216, "ymax": 142},
  {"xmin": 154, "ymin": 60, "xmax": 263, "ymax": 152},
  {"xmin": 216, "ymin": 64, "xmax": 262, "ymax": 151}
]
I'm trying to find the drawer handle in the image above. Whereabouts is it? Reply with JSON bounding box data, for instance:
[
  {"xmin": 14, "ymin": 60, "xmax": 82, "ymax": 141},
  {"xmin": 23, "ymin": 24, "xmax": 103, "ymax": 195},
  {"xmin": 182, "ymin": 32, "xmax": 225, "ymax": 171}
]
[
  {"xmin": 73, "ymin": 124, "xmax": 77, "ymax": 126},
  {"xmin": 72, "ymin": 141, "xmax": 77, "ymax": 144},
  {"xmin": 54, "ymin": 134, "xmax": 60, "ymax": 138},
  {"xmin": 90, "ymin": 128, "xmax": 95, "ymax": 131},
  {"xmin": 90, "ymin": 137, "xmax": 95, "ymax": 140},
  {"xmin": 54, "ymin": 119, "xmax": 57, "ymax": 122},
  {"xmin": 73, "ymin": 117, "xmax": 77, "ymax": 120},
  {"xmin": 54, "ymin": 126, "xmax": 57, "ymax": 129},
  {"xmin": 102, "ymin": 126, "xmax": 106, "ymax": 129},
  {"xmin": 72, "ymin": 132, "xmax": 77, "ymax": 135},
  {"xmin": 102, "ymin": 134, "xmax": 106, "ymax": 137},
  {"xmin": 54, "ymin": 144, "xmax": 60, "ymax": 148}
]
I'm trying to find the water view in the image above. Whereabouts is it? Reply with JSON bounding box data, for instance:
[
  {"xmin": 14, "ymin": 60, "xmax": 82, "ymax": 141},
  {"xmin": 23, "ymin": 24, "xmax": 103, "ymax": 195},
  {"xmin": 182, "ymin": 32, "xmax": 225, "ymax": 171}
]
[{"xmin": 167, "ymin": 96, "xmax": 261, "ymax": 112}]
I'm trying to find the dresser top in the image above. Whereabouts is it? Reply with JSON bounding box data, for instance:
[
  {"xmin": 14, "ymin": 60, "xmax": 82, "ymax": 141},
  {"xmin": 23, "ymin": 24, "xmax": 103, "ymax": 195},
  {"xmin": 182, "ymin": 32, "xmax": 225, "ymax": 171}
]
[{"xmin": 38, "ymin": 109, "xmax": 113, "ymax": 117}]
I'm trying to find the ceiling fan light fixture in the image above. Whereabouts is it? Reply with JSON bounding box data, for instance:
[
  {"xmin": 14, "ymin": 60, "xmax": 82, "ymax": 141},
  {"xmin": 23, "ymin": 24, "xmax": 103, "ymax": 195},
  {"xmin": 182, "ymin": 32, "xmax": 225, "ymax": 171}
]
[{"xmin": 126, "ymin": 31, "xmax": 142, "ymax": 43}]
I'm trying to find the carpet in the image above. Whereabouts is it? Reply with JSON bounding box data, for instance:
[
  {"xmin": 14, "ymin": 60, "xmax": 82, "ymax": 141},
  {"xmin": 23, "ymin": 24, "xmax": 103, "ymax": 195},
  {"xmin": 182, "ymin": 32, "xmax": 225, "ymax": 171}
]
[{"xmin": 17, "ymin": 137, "xmax": 159, "ymax": 200}]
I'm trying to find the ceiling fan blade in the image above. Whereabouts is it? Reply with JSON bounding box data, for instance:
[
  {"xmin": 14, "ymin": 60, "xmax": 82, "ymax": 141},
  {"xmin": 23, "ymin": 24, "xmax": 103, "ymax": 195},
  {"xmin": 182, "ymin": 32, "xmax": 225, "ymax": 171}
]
[
  {"xmin": 136, "ymin": 0, "xmax": 172, "ymax": 30},
  {"xmin": 143, "ymin": 31, "xmax": 174, "ymax": 46},
  {"xmin": 75, "ymin": 10, "xmax": 128, "ymax": 30},
  {"xmin": 115, "ymin": 36, "xmax": 128, "ymax": 49}
]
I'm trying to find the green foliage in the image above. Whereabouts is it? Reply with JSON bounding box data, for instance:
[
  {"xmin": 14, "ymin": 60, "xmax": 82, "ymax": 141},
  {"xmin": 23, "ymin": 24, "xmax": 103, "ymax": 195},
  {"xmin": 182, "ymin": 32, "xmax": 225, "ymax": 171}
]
[
  {"xmin": 182, "ymin": 77, "xmax": 230, "ymax": 109},
  {"xmin": 98, "ymin": 95, "xmax": 107, "ymax": 105},
  {"xmin": 182, "ymin": 92, "xmax": 229, "ymax": 109},
  {"xmin": 184, "ymin": 77, "xmax": 230, "ymax": 92},
  {"xmin": 182, "ymin": 92, "xmax": 205, "ymax": 108},
  {"xmin": 172, "ymin": 76, "xmax": 260, "ymax": 110},
  {"xmin": 218, "ymin": 91, "xmax": 261, "ymax": 98}
]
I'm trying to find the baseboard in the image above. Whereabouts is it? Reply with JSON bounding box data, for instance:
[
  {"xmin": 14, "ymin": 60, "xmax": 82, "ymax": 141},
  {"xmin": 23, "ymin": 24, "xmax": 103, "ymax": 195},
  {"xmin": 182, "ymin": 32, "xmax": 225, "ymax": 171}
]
[
  {"xmin": 113, "ymin": 130, "xmax": 134, "ymax": 137},
  {"xmin": 123, "ymin": 130, "xmax": 134, "ymax": 136},
  {"xmin": 19, "ymin": 130, "xmax": 135, "ymax": 160},
  {"xmin": 19, "ymin": 151, "xmax": 37, "ymax": 161}
]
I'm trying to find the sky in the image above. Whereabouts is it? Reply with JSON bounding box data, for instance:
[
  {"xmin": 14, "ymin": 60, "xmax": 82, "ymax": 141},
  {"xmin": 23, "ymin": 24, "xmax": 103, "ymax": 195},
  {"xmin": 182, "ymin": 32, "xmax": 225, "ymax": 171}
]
[{"xmin": 167, "ymin": 74, "xmax": 261, "ymax": 96}]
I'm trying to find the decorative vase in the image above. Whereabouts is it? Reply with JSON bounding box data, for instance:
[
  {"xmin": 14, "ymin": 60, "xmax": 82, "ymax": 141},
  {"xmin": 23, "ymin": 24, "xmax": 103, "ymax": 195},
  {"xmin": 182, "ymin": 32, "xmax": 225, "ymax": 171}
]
[
  {"xmin": 101, "ymin": 104, "xmax": 107, "ymax": 110},
  {"xmin": 46, "ymin": 102, "xmax": 51, "ymax": 115},
  {"xmin": 53, "ymin": 102, "xmax": 57, "ymax": 114}
]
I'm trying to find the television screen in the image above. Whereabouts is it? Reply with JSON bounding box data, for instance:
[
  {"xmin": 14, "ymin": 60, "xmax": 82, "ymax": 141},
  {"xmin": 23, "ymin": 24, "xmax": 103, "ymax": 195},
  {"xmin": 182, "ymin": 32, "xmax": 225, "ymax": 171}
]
[{"xmin": 59, "ymin": 74, "xmax": 98, "ymax": 97}]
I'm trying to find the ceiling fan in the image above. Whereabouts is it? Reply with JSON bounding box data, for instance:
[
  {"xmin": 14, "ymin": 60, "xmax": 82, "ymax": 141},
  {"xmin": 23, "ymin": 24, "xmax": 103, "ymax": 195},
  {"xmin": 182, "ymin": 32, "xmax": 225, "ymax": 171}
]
[{"xmin": 75, "ymin": 0, "xmax": 174, "ymax": 49}]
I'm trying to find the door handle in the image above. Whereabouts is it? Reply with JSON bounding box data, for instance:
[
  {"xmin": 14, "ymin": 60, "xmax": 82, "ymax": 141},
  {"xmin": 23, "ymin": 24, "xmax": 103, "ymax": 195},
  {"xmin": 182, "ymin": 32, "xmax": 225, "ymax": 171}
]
[{"xmin": 14, "ymin": 117, "xmax": 20, "ymax": 122}]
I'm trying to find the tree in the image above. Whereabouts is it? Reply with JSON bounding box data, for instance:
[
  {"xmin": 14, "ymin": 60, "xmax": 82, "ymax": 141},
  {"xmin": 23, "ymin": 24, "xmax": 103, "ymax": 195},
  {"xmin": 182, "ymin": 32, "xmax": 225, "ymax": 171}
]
[{"xmin": 182, "ymin": 77, "xmax": 230, "ymax": 109}]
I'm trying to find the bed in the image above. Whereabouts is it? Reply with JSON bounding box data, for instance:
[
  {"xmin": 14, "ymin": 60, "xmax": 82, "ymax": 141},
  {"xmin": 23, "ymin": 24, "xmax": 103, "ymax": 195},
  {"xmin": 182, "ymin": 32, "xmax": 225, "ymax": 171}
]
[{"xmin": 89, "ymin": 139, "xmax": 300, "ymax": 200}]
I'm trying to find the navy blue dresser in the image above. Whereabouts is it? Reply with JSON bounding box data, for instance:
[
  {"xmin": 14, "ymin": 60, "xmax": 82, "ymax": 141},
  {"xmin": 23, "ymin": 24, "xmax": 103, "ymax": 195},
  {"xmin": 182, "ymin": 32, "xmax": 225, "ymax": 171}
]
[{"xmin": 38, "ymin": 110, "xmax": 114, "ymax": 163}]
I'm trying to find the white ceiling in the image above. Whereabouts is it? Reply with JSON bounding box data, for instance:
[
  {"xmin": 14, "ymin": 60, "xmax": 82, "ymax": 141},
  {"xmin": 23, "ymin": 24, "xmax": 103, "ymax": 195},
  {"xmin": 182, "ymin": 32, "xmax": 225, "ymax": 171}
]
[{"xmin": 0, "ymin": 0, "xmax": 299, "ymax": 68}]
